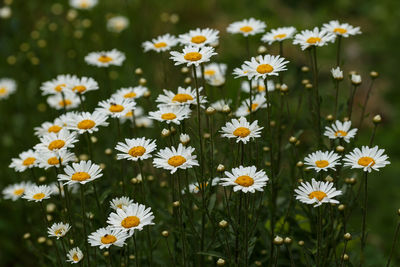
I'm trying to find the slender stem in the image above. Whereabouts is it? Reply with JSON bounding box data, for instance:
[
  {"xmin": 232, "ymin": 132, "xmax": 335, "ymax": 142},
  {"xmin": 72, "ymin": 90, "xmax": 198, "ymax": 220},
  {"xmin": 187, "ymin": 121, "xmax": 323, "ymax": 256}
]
[
  {"xmin": 164, "ymin": 237, "xmax": 175, "ymax": 266},
  {"xmin": 132, "ymin": 235, "xmax": 139, "ymax": 267},
  {"xmin": 334, "ymin": 79, "xmax": 340, "ymax": 119},
  {"xmin": 386, "ymin": 221, "xmax": 400, "ymax": 267},
  {"xmin": 311, "ymin": 47, "xmax": 322, "ymax": 147},
  {"xmin": 286, "ymin": 243, "xmax": 295, "ymax": 267},
  {"xmin": 235, "ymin": 192, "xmax": 243, "ymax": 266},
  {"xmin": 80, "ymin": 185, "xmax": 91, "ymax": 267},
  {"xmin": 317, "ymin": 206, "xmax": 322, "ymax": 267},
  {"xmin": 340, "ymin": 239, "xmax": 348, "ymax": 267},
  {"xmin": 336, "ymin": 36, "xmax": 342, "ymax": 67},
  {"xmin": 360, "ymin": 172, "xmax": 368, "ymax": 266},
  {"xmin": 348, "ymin": 84, "xmax": 358, "ymax": 120},
  {"xmin": 273, "ymin": 246, "xmax": 280, "ymax": 267},
  {"xmin": 359, "ymin": 79, "xmax": 375, "ymax": 128}
]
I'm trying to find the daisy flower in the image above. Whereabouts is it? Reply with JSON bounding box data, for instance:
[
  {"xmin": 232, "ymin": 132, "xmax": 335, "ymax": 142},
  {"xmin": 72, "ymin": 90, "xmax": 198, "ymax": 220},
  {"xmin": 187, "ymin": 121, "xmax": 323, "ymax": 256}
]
[
  {"xmin": 220, "ymin": 165, "xmax": 269, "ymax": 193},
  {"xmin": 36, "ymin": 150, "xmax": 77, "ymax": 170},
  {"xmin": 261, "ymin": 26, "xmax": 297, "ymax": 44},
  {"xmin": 226, "ymin": 18, "xmax": 266, "ymax": 37},
  {"xmin": 142, "ymin": 33, "xmax": 179, "ymax": 53},
  {"xmin": 304, "ymin": 150, "xmax": 341, "ymax": 172},
  {"xmin": 85, "ymin": 49, "xmax": 125, "ymax": 67},
  {"xmin": 343, "ymin": 146, "xmax": 390, "ymax": 172},
  {"xmin": 241, "ymin": 79, "xmax": 275, "ymax": 94},
  {"xmin": 65, "ymin": 111, "xmax": 109, "ymax": 134},
  {"xmin": 324, "ymin": 120, "xmax": 357, "ymax": 143},
  {"xmin": 66, "ymin": 247, "xmax": 84, "ymax": 264},
  {"xmin": 220, "ymin": 117, "xmax": 263, "ymax": 144},
  {"xmin": 119, "ymin": 106, "xmax": 144, "ymax": 123},
  {"xmin": 68, "ymin": 76, "xmax": 99, "ymax": 95},
  {"xmin": 107, "ymin": 16, "xmax": 129, "ymax": 33},
  {"xmin": 185, "ymin": 178, "xmax": 220, "ymax": 194},
  {"xmin": 170, "ymin": 45, "xmax": 217, "ymax": 67},
  {"xmin": 2, "ymin": 181, "xmax": 33, "ymax": 201},
  {"xmin": 148, "ymin": 105, "xmax": 191, "ymax": 125},
  {"xmin": 88, "ymin": 227, "xmax": 130, "ymax": 249},
  {"xmin": 34, "ymin": 129, "xmax": 78, "ymax": 153},
  {"xmin": 69, "ymin": 0, "xmax": 97, "ymax": 9},
  {"xmin": 293, "ymin": 27, "xmax": 335, "ymax": 50},
  {"xmin": 331, "ymin": 67, "xmax": 344, "ymax": 80},
  {"xmin": 237, "ymin": 55, "xmax": 289, "ymax": 80},
  {"xmin": 110, "ymin": 196, "xmax": 134, "ymax": 210},
  {"xmin": 235, "ymin": 94, "xmax": 267, "ymax": 117},
  {"xmin": 97, "ymin": 97, "xmax": 136, "ymax": 118},
  {"xmin": 9, "ymin": 149, "xmax": 38, "ymax": 172},
  {"xmin": 107, "ymin": 203, "xmax": 155, "ymax": 234},
  {"xmin": 211, "ymin": 99, "xmax": 232, "ymax": 112},
  {"xmin": 115, "ymin": 137, "xmax": 157, "ymax": 161},
  {"xmin": 48, "ymin": 222, "xmax": 71, "ymax": 239},
  {"xmin": 322, "ymin": 20, "xmax": 361, "ymax": 38},
  {"xmin": 197, "ymin": 63, "xmax": 227, "ymax": 87},
  {"xmin": 58, "ymin": 160, "xmax": 103, "ymax": 185},
  {"xmin": 295, "ymin": 178, "xmax": 342, "ymax": 207},
  {"xmin": 153, "ymin": 143, "xmax": 199, "ymax": 174},
  {"xmin": 22, "ymin": 184, "xmax": 53, "ymax": 202},
  {"xmin": 34, "ymin": 118, "xmax": 65, "ymax": 137},
  {"xmin": 40, "ymin": 74, "xmax": 76, "ymax": 95},
  {"xmin": 0, "ymin": 78, "xmax": 17, "ymax": 100},
  {"xmin": 156, "ymin": 86, "xmax": 207, "ymax": 107},
  {"xmin": 112, "ymin": 86, "xmax": 147, "ymax": 102},
  {"xmin": 135, "ymin": 117, "xmax": 154, "ymax": 128},
  {"xmin": 179, "ymin": 28, "xmax": 220, "ymax": 47},
  {"xmin": 47, "ymin": 91, "xmax": 81, "ymax": 110}
]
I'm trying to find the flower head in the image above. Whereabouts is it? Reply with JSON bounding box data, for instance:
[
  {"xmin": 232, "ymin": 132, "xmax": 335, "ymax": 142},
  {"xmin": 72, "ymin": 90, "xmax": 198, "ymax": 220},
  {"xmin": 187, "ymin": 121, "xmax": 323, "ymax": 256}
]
[
  {"xmin": 110, "ymin": 196, "xmax": 134, "ymax": 210},
  {"xmin": 261, "ymin": 26, "xmax": 296, "ymax": 44},
  {"xmin": 36, "ymin": 150, "xmax": 77, "ymax": 170},
  {"xmin": 58, "ymin": 160, "xmax": 103, "ymax": 185},
  {"xmin": 295, "ymin": 178, "xmax": 342, "ymax": 207},
  {"xmin": 343, "ymin": 146, "xmax": 390, "ymax": 172},
  {"xmin": 227, "ymin": 18, "xmax": 266, "ymax": 37},
  {"xmin": 156, "ymin": 86, "xmax": 207, "ymax": 107},
  {"xmin": 148, "ymin": 105, "xmax": 191, "ymax": 125},
  {"xmin": 115, "ymin": 137, "xmax": 157, "ymax": 161},
  {"xmin": 107, "ymin": 16, "xmax": 129, "ymax": 33},
  {"xmin": 22, "ymin": 185, "xmax": 53, "ymax": 202},
  {"xmin": 220, "ymin": 165, "xmax": 269, "ymax": 193},
  {"xmin": 322, "ymin": 20, "xmax": 361, "ymax": 38},
  {"xmin": 170, "ymin": 45, "xmax": 217, "ymax": 67},
  {"xmin": 235, "ymin": 55, "xmax": 289, "ymax": 80},
  {"xmin": 65, "ymin": 111, "xmax": 109, "ymax": 134},
  {"xmin": 220, "ymin": 117, "xmax": 263, "ymax": 144},
  {"xmin": 142, "ymin": 33, "xmax": 178, "ymax": 53},
  {"xmin": 97, "ymin": 97, "xmax": 136, "ymax": 118},
  {"xmin": 293, "ymin": 27, "xmax": 335, "ymax": 50},
  {"xmin": 66, "ymin": 247, "xmax": 84, "ymax": 264},
  {"xmin": 304, "ymin": 150, "xmax": 341, "ymax": 172},
  {"xmin": 153, "ymin": 143, "xmax": 199, "ymax": 174},
  {"xmin": 0, "ymin": 78, "xmax": 17, "ymax": 100},
  {"xmin": 48, "ymin": 222, "xmax": 71, "ymax": 239},
  {"xmin": 2, "ymin": 181, "xmax": 33, "ymax": 201},
  {"xmin": 34, "ymin": 129, "xmax": 78, "ymax": 153},
  {"xmin": 179, "ymin": 28, "xmax": 219, "ymax": 47},
  {"xmin": 85, "ymin": 49, "xmax": 125, "ymax": 67},
  {"xmin": 324, "ymin": 120, "xmax": 357, "ymax": 143},
  {"xmin": 9, "ymin": 149, "xmax": 38, "ymax": 172},
  {"xmin": 88, "ymin": 227, "xmax": 130, "ymax": 249}
]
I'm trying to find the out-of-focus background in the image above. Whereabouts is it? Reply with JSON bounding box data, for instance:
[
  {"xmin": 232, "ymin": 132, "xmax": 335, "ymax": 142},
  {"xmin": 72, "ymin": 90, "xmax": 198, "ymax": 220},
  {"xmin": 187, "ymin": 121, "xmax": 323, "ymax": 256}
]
[{"xmin": 1, "ymin": 0, "xmax": 399, "ymax": 265}]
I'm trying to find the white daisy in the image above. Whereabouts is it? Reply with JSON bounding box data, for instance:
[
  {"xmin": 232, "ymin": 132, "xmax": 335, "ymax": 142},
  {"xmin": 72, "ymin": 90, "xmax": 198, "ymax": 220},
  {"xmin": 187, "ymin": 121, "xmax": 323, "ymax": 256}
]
[
  {"xmin": 65, "ymin": 111, "xmax": 109, "ymax": 134},
  {"xmin": 112, "ymin": 86, "xmax": 147, "ymax": 102},
  {"xmin": 142, "ymin": 33, "xmax": 179, "ymax": 53},
  {"xmin": 88, "ymin": 227, "xmax": 130, "ymax": 249},
  {"xmin": 96, "ymin": 96, "xmax": 136, "ymax": 118},
  {"xmin": 110, "ymin": 196, "xmax": 134, "ymax": 210},
  {"xmin": 261, "ymin": 26, "xmax": 297, "ymax": 44},
  {"xmin": 2, "ymin": 181, "xmax": 34, "ymax": 201},
  {"xmin": 36, "ymin": 150, "xmax": 77, "ymax": 170},
  {"xmin": 241, "ymin": 79, "xmax": 275, "ymax": 94},
  {"xmin": 58, "ymin": 160, "xmax": 103, "ymax": 185},
  {"xmin": 115, "ymin": 137, "xmax": 157, "ymax": 161},
  {"xmin": 107, "ymin": 16, "xmax": 129, "ymax": 33},
  {"xmin": 343, "ymin": 146, "xmax": 390, "ymax": 172},
  {"xmin": 22, "ymin": 184, "xmax": 53, "ymax": 202},
  {"xmin": 211, "ymin": 99, "xmax": 232, "ymax": 112},
  {"xmin": 179, "ymin": 28, "xmax": 219, "ymax": 47},
  {"xmin": 148, "ymin": 105, "xmax": 191, "ymax": 125},
  {"xmin": 237, "ymin": 55, "xmax": 289, "ymax": 80},
  {"xmin": 324, "ymin": 120, "xmax": 357, "ymax": 143},
  {"xmin": 153, "ymin": 143, "xmax": 199, "ymax": 174},
  {"xmin": 40, "ymin": 74, "xmax": 76, "ymax": 95},
  {"xmin": 235, "ymin": 94, "xmax": 267, "ymax": 117},
  {"xmin": 304, "ymin": 150, "xmax": 341, "ymax": 172},
  {"xmin": 295, "ymin": 178, "xmax": 342, "ymax": 207},
  {"xmin": 135, "ymin": 117, "xmax": 154, "ymax": 128},
  {"xmin": 66, "ymin": 247, "xmax": 84, "ymax": 264},
  {"xmin": 220, "ymin": 165, "xmax": 269, "ymax": 193},
  {"xmin": 48, "ymin": 222, "xmax": 71, "ymax": 239},
  {"xmin": 220, "ymin": 117, "xmax": 263, "ymax": 144},
  {"xmin": 107, "ymin": 203, "xmax": 155, "ymax": 234},
  {"xmin": 322, "ymin": 20, "xmax": 361, "ymax": 38},
  {"xmin": 331, "ymin": 67, "xmax": 344, "ymax": 80},
  {"xmin": 69, "ymin": 0, "xmax": 98, "ymax": 9},
  {"xmin": 34, "ymin": 118, "xmax": 65, "ymax": 137},
  {"xmin": 0, "ymin": 78, "xmax": 17, "ymax": 100},
  {"xmin": 85, "ymin": 49, "xmax": 125, "ymax": 67},
  {"xmin": 9, "ymin": 149, "xmax": 38, "ymax": 172},
  {"xmin": 351, "ymin": 74, "xmax": 362, "ymax": 85},
  {"xmin": 293, "ymin": 27, "xmax": 335, "ymax": 50},
  {"xmin": 34, "ymin": 129, "xmax": 78, "ymax": 153},
  {"xmin": 68, "ymin": 76, "xmax": 99, "ymax": 95},
  {"xmin": 185, "ymin": 178, "xmax": 220, "ymax": 194},
  {"xmin": 119, "ymin": 106, "xmax": 144, "ymax": 123},
  {"xmin": 170, "ymin": 45, "xmax": 217, "ymax": 67},
  {"xmin": 226, "ymin": 18, "xmax": 266, "ymax": 37},
  {"xmin": 197, "ymin": 63, "xmax": 227, "ymax": 86},
  {"xmin": 232, "ymin": 64, "xmax": 252, "ymax": 79},
  {"xmin": 156, "ymin": 86, "xmax": 207, "ymax": 107},
  {"xmin": 47, "ymin": 91, "xmax": 81, "ymax": 110}
]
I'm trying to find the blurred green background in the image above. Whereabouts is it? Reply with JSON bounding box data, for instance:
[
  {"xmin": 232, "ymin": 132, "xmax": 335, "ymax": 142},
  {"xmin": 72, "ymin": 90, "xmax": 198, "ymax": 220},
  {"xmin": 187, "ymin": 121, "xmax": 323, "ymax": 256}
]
[{"xmin": 1, "ymin": 0, "xmax": 399, "ymax": 265}]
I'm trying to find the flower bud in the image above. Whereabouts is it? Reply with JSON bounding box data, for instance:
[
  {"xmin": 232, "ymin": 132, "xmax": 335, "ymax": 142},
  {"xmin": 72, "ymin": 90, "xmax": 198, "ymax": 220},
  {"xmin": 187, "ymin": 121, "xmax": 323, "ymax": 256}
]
[
  {"xmin": 222, "ymin": 105, "xmax": 231, "ymax": 113},
  {"xmin": 134, "ymin": 68, "xmax": 143, "ymax": 75},
  {"xmin": 344, "ymin": 233, "xmax": 352, "ymax": 240},
  {"xmin": 217, "ymin": 258, "xmax": 226, "ymax": 266},
  {"xmin": 336, "ymin": 145, "xmax": 345, "ymax": 152},
  {"xmin": 181, "ymin": 67, "xmax": 189, "ymax": 74},
  {"xmin": 326, "ymin": 114, "xmax": 334, "ymax": 121},
  {"xmin": 184, "ymin": 77, "xmax": 192, "ymax": 85},
  {"xmin": 139, "ymin": 78, "xmax": 147, "ymax": 85},
  {"xmin": 298, "ymin": 240, "xmax": 305, "ymax": 246},
  {"xmin": 351, "ymin": 74, "xmax": 362, "ymax": 85},
  {"xmin": 301, "ymin": 66, "xmax": 309, "ymax": 72},
  {"xmin": 373, "ymin": 114, "xmax": 382, "ymax": 124},
  {"xmin": 180, "ymin": 133, "xmax": 190, "ymax": 145},
  {"xmin": 273, "ymin": 236, "xmax": 284, "ymax": 245},
  {"xmin": 105, "ymin": 148, "xmax": 112, "ymax": 155},
  {"xmin": 161, "ymin": 128, "xmax": 170, "ymax": 137},
  {"xmin": 173, "ymin": 201, "xmax": 180, "ymax": 207},
  {"xmin": 206, "ymin": 107, "xmax": 216, "ymax": 115},
  {"xmin": 219, "ymin": 220, "xmax": 228, "ymax": 228},
  {"xmin": 338, "ymin": 204, "xmax": 346, "ymax": 211},
  {"xmin": 370, "ymin": 71, "xmax": 379, "ymax": 78},
  {"xmin": 257, "ymin": 45, "xmax": 267, "ymax": 54},
  {"xmin": 289, "ymin": 136, "xmax": 297, "ymax": 143},
  {"xmin": 217, "ymin": 164, "xmax": 225, "ymax": 172},
  {"xmin": 284, "ymin": 237, "xmax": 292, "ymax": 244},
  {"xmin": 162, "ymin": 230, "xmax": 169, "ymax": 237}
]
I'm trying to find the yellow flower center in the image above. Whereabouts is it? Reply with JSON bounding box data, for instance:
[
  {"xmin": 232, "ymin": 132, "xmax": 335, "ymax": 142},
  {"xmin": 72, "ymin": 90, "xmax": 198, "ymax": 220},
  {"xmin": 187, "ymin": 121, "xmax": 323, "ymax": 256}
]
[
  {"xmin": 48, "ymin": 140, "xmax": 65, "ymax": 150},
  {"xmin": 315, "ymin": 160, "xmax": 329, "ymax": 168},
  {"xmin": 59, "ymin": 99, "xmax": 72, "ymax": 107},
  {"xmin": 101, "ymin": 234, "xmax": 117, "ymax": 244},
  {"xmin": 125, "ymin": 111, "xmax": 133, "ymax": 117},
  {"xmin": 121, "ymin": 216, "xmax": 140, "ymax": 228},
  {"xmin": 48, "ymin": 125, "xmax": 62, "ymax": 133},
  {"xmin": 13, "ymin": 188, "xmax": 24, "ymax": 196},
  {"xmin": 23, "ymin": 157, "xmax": 36, "ymax": 166},
  {"xmin": 306, "ymin": 37, "xmax": 321, "ymax": 44},
  {"xmin": 334, "ymin": 130, "xmax": 347, "ymax": 137},
  {"xmin": 98, "ymin": 55, "xmax": 113, "ymax": 63},
  {"xmin": 72, "ymin": 254, "xmax": 79, "ymax": 261},
  {"xmin": 71, "ymin": 172, "xmax": 91, "ymax": 182},
  {"xmin": 308, "ymin": 191, "xmax": 327, "ymax": 201},
  {"xmin": 234, "ymin": 175, "xmax": 254, "ymax": 187},
  {"xmin": 195, "ymin": 182, "xmax": 208, "ymax": 191},
  {"xmin": 0, "ymin": 87, "xmax": 7, "ymax": 94},
  {"xmin": 172, "ymin": 93, "xmax": 194, "ymax": 103},
  {"xmin": 109, "ymin": 104, "xmax": 124, "ymax": 113},
  {"xmin": 54, "ymin": 229, "xmax": 63, "ymax": 236},
  {"xmin": 358, "ymin": 157, "xmax": 375, "ymax": 167},
  {"xmin": 79, "ymin": 0, "xmax": 89, "ymax": 8},
  {"xmin": 72, "ymin": 85, "xmax": 87, "ymax": 93},
  {"xmin": 47, "ymin": 157, "xmax": 61, "ymax": 165},
  {"xmin": 233, "ymin": 127, "xmax": 251, "ymax": 138},
  {"xmin": 333, "ymin": 28, "xmax": 347, "ymax": 34},
  {"xmin": 55, "ymin": 83, "xmax": 66, "ymax": 92},
  {"xmin": 161, "ymin": 113, "xmax": 177, "ymax": 120},
  {"xmin": 168, "ymin": 155, "xmax": 186, "ymax": 167},
  {"xmin": 204, "ymin": 69, "xmax": 216, "ymax": 76},
  {"xmin": 123, "ymin": 92, "xmax": 137, "ymax": 98},
  {"xmin": 191, "ymin": 35, "xmax": 207, "ymax": 44},
  {"xmin": 184, "ymin": 52, "xmax": 202, "ymax": 61},
  {"xmin": 128, "ymin": 146, "xmax": 146, "ymax": 157},
  {"xmin": 257, "ymin": 85, "xmax": 266, "ymax": 92},
  {"xmin": 33, "ymin": 193, "xmax": 45, "ymax": 200},
  {"xmin": 154, "ymin": 42, "xmax": 167, "ymax": 48},
  {"xmin": 247, "ymin": 103, "xmax": 259, "ymax": 112},
  {"xmin": 256, "ymin": 64, "xmax": 274, "ymax": 74},
  {"xmin": 77, "ymin": 119, "xmax": 96, "ymax": 130},
  {"xmin": 274, "ymin": 33, "xmax": 287, "ymax": 39},
  {"xmin": 240, "ymin": 26, "xmax": 253, "ymax": 33}
]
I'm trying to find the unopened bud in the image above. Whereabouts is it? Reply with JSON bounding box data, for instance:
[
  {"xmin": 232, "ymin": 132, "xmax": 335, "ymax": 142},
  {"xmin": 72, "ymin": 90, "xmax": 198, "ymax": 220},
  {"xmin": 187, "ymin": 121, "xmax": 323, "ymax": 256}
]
[
  {"xmin": 161, "ymin": 128, "xmax": 170, "ymax": 137},
  {"xmin": 181, "ymin": 67, "xmax": 189, "ymax": 74},
  {"xmin": 289, "ymin": 136, "xmax": 297, "ymax": 143},
  {"xmin": 284, "ymin": 237, "xmax": 292, "ymax": 244},
  {"xmin": 162, "ymin": 230, "xmax": 169, "ymax": 237},
  {"xmin": 273, "ymin": 236, "xmax": 284, "ymax": 245},
  {"xmin": 373, "ymin": 114, "xmax": 382, "ymax": 124},
  {"xmin": 139, "ymin": 78, "xmax": 146, "ymax": 85},
  {"xmin": 257, "ymin": 45, "xmax": 267, "ymax": 54},
  {"xmin": 206, "ymin": 107, "xmax": 216, "ymax": 115},
  {"xmin": 344, "ymin": 233, "xmax": 352, "ymax": 240},
  {"xmin": 134, "ymin": 68, "xmax": 143, "ymax": 75},
  {"xmin": 216, "ymin": 258, "xmax": 226, "ymax": 266},
  {"xmin": 336, "ymin": 145, "xmax": 345, "ymax": 152},
  {"xmin": 370, "ymin": 71, "xmax": 379, "ymax": 78},
  {"xmin": 301, "ymin": 66, "xmax": 309, "ymax": 72},
  {"xmin": 217, "ymin": 164, "xmax": 225, "ymax": 172},
  {"xmin": 219, "ymin": 220, "xmax": 228, "ymax": 228}
]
